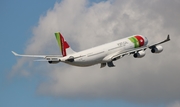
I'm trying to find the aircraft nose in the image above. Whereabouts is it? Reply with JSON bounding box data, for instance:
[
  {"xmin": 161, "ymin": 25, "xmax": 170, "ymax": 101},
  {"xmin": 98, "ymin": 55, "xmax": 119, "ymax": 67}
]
[{"xmin": 144, "ymin": 37, "xmax": 148, "ymax": 45}]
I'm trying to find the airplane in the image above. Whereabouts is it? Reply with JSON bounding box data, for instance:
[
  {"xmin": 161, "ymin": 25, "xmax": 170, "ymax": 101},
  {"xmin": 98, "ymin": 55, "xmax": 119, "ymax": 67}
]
[{"xmin": 12, "ymin": 32, "xmax": 170, "ymax": 68}]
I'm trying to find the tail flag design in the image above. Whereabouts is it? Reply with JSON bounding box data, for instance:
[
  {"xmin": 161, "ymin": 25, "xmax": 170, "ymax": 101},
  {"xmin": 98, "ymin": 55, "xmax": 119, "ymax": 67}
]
[{"xmin": 55, "ymin": 32, "xmax": 75, "ymax": 57}]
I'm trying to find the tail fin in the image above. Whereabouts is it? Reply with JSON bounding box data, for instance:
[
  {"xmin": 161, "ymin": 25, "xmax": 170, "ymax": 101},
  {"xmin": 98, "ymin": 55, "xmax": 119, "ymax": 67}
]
[{"xmin": 55, "ymin": 32, "xmax": 76, "ymax": 57}]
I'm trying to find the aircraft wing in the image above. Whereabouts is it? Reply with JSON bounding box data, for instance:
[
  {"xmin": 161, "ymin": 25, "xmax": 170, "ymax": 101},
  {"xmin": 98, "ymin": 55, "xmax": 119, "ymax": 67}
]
[
  {"xmin": 110, "ymin": 35, "xmax": 170, "ymax": 60},
  {"xmin": 11, "ymin": 51, "xmax": 63, "ymax": 61},
  {"xmin": 148, "ymin": 35, "xmax": 170, "ymax": 49}
]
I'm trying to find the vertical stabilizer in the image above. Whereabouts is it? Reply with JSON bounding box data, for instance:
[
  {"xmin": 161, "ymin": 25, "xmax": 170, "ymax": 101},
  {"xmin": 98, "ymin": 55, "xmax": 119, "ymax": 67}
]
[{"xmin": 55, "ymin": 32, "xmax": 76, "ymax": 57}]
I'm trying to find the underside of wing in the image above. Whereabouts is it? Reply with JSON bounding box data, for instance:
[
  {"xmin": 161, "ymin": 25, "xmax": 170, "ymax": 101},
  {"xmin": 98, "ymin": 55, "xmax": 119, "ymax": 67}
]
[
  {"xmin": 111, "ymin": 46, "xmax": 147, "ymax": 61},
  {"xmin": 101, "ymin": 47, "xmax": 147, "ymax": 68}
]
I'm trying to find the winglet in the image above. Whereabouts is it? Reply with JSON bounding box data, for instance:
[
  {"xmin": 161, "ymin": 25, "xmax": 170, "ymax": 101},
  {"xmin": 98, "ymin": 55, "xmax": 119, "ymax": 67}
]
[
  {"xmin": 163, "ymin": 34, "xmax": 170, "ymax": 43},
  {"xmin": 11, "ymin": 51, "xmax": 19, "ymax": 56},
  {"xmin": 167, "ymin": 34, "xmax": 170, "ymax": 41}
]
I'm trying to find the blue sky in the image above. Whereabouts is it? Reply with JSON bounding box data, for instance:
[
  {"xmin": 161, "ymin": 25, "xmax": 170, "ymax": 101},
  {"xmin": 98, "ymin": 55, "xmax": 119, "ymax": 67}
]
[{"xmin": 1, "ymin": 0, "xmax": 179, "ymax": 107}]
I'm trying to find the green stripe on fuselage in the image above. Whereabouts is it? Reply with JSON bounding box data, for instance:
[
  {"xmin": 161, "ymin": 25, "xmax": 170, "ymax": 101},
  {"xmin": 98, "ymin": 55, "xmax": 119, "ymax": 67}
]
[{"xmin": 129, "ymin": 37, "xmax": 139, "ymax": 48}]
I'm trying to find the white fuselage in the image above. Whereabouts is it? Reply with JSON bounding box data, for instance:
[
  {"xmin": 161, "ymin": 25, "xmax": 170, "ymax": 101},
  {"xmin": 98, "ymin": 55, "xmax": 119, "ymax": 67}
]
[
  {"xmin": 61, "ymin": 35, "xmax": 148, "ymax": 67},
  {"xmin": 12, "ymin": 33, "xmax": 169, "ymax": 67}
]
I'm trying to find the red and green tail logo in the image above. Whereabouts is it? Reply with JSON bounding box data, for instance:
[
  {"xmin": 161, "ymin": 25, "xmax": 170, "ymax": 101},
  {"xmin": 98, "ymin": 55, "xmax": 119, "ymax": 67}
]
[
  {"xmin": 55, "ymin": 32, "xmax": 69, "ymax": 57},
  {"xmin": 129, "ymin": 35, "xmax": 145, "ymax": 48}
]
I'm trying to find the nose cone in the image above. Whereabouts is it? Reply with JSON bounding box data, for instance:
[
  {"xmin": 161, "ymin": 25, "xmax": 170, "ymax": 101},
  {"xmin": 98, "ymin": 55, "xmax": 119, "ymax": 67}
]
[
  {"xmin": 143, "ymin": 36, "xmax": 148, "ymax": 46},
  {"xmin": 134, "ymin": 35, "xmax": 148, "ymax": 47}
]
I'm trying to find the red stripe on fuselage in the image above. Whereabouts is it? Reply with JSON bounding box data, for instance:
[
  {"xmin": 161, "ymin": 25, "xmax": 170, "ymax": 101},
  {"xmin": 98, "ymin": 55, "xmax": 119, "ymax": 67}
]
[{"xmin": 135, "ymin": 35, "xmax": 144, "ymax": 47}]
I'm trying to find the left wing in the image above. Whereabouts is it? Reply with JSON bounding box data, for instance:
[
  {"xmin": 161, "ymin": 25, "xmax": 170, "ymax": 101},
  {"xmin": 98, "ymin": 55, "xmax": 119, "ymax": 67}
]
[
  {"xmin": 12, "ymin": 51, "xmax": 63, "ymax": 62},
  {"xmin": 12, "ymin": 51, "xmax": 46, "ymax": 58}
]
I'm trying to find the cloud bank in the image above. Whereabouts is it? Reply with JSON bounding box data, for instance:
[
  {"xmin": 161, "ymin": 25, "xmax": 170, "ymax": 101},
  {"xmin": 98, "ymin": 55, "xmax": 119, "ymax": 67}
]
[{"xmin": 12, "ymin": 0, "xmax": 180, "ymax": 105}]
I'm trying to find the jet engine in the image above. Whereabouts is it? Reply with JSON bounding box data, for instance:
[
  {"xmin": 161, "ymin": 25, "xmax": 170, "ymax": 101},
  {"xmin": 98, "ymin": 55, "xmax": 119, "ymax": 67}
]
[
  {"xmin": 48, "ymin": 61, "xmax": 60, "ymax": 64},
  {"xmin": 47, "ymin": 57, "xmax": 60, "ymax": 64},
  {"xmin": 133, "ymin": 50, "xmax": 146, "ymax": 58},
  {"xmin": 151, "ymin": 45, "xmax": 163, "ymax": 53}
]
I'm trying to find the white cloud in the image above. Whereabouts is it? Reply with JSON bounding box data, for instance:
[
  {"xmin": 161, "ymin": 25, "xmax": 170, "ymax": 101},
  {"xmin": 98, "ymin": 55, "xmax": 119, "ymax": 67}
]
[
  {"xmin": 168, "ymin": 101, "xmax": 180, "ymax": 107},
  {"xmin": 11, "ymin": 0, "xmax": 180, "ymax": 105}
]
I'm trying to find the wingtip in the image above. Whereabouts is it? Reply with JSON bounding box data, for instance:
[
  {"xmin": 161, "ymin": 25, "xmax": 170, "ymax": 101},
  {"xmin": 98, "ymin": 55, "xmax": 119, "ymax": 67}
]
[
  {"xmin": 11, "ymin": 51, "xmax": 18, "ymax": 56},
  {"xmin": 167, "ymin": 34, "xmax": 170, "ymax": 41}
]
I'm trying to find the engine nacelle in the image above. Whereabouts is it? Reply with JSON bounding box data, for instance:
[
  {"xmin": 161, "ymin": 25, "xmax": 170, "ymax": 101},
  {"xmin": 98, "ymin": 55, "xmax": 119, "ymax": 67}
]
[
  {"xmin": 48, "ymin": 61, "xmax": 60, "ymax": 64},
  {"xmin": 46, "ymin": 57, "xmax": 60, "ymax": 64},
  {"xmin": 133, "ymin": 50, "xmax": 146, "ymax": 58},
  {"xmin": 151, "ymin": 45, "xmax": 163, "ymax": 53}
]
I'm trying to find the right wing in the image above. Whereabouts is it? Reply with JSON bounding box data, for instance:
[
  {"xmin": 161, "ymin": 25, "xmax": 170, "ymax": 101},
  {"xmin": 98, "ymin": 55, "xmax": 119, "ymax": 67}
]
[
  {"xmin": 148, "ymin": 35, "xmax": 170, "ymax": 49},
  {"xmin": 105, "ymin": 35, "xmax": 170, "ymax": 61},
  {"xmin": 112, "ymin": 46, "xmax": 147, "ymax": 60}
]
